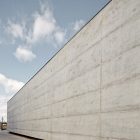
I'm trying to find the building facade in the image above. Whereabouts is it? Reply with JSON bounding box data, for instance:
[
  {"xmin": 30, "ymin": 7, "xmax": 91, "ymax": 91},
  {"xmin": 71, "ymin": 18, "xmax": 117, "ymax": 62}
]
[{"xmin": 8, "ymin": 0, "xmax": 140, "ymax": 139}]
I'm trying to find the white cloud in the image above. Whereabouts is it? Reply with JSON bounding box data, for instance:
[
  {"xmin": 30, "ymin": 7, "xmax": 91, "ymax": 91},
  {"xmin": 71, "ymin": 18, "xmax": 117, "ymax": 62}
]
[
  {"xmin": 5, "ymin": 3, "xmax": 66, "ymax": 63},
  {"xmin": 0, "ymin": 94, "xmax": 13, "ymax": 122},
  {"xmin": 32, "ymin": 9, "xmax": 56, "ymax": 42},
  {"xmin": 14, "ymin": 47, "xmax": 36, "ymax": 62},
  {"xmin": 29, "ymin": 5, "xmax": 66, "ymax": 46},
  {"xmin": 0, "ymin": 73, "xmax": 24, "ymax": 94},
  {"xmin": 0, "ymin": 103, "xmax": 7, "ymax": 122},
  {"xmin": 73, "ymin": 20, "xmax": 85, "ymax": 32},
  {"xmin": 0, "ymin": 74, "xmax": 24, "ymax": 122},
  {"xmin": 6, "ymin": 22, "xmax": 24, "ymax": 39},
  {"xmin": 54, "ymin": 30, "xmax": 66, "ymax": 45}
]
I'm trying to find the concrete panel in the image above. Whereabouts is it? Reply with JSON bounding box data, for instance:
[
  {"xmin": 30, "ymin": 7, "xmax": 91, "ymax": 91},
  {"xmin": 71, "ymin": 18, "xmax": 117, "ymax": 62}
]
[
  {"xmin": 101, "ymin": 110, "xmax": 140, "ymax": 140},
  {"xmin": 102, "ymin": 0, "xmax": 140, "ymax": 38},
  {"xmin": 52, "ymin": 133, "xmax": 99, "ymax": 140},
  {"xmin": 52, "ymin": 114, "xmax": 100, "ymax": 137},
  {"xmin": 102, "ymin": 74, "xmax": 140, "ymax": 112},
  {"xmin": 102, "ymin": 12, "xmax": 140, "ymax": 63},
  {"xmin": 52, "ymin": 90, "xmax": 100, "ymax": 117},
  {"xmin": 53, "ymin": 66, "xmax": 100, "ymax": 103},
  {"xmin": 102, "ymin": 46, "xmax": 140, "ymax": 87}
]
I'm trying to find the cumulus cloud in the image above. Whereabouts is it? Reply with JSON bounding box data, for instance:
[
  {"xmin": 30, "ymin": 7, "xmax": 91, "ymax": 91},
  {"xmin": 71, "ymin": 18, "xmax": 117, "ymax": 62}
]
[
  {"xmin": 0, "ymin": 74, "xmax": 24, "ymax": 121},
  {"xmin": 6, "ymin": 22, "xmax": 24, "ymax": 39},
  {"xmin": 54, "ymin": 30, "xmax": 66, "ymax": 45},
  {"xmin": 14, "ymin": 47, "xmax": 36, "ymax": 62},
  {"xmin": 32, "ymin": 9, "xmax": 56, "ymax": 42},
  {"xmin": 30, "ymin": 6, "xmax": 66, "ymax": 45},
  {"xmin": 73, "ymin": 19, "xmax": 85, "ymax": 32},
  {"xmin": 6, "ymin": 2, "xmax": 67, "ymax": 63},
  {"xmin": 0, "ymin": 73, "xmax": 24, "ymax": 94}
]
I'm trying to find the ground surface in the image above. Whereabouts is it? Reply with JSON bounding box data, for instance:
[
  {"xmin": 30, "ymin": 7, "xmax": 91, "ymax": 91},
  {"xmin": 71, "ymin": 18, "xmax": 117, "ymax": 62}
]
[{"xmin": 0, "ymin": 130, "xmax": 34, "ymax": 140}]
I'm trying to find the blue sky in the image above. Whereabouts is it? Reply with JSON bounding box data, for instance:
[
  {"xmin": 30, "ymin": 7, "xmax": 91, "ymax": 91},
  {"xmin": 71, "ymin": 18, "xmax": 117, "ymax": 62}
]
[{"xmin": 0, "ymin": 0, "xmax": 109, "ymax": 121}]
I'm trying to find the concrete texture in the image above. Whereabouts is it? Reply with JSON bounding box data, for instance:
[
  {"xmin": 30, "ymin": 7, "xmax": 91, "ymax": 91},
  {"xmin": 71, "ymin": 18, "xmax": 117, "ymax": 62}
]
[{"xmin": 7, "ymin": 0, "xmax": 140, "ymax": 140}]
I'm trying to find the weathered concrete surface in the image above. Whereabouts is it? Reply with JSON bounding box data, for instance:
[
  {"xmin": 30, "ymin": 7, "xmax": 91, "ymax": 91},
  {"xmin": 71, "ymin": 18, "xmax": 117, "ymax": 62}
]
[
  {"xmin": 7, "ymin": 0, "xmax": 140, "ymax": 140},
  {"xmin": 0, "ymin": 130, "xmax": 33, "ymax": 140}
]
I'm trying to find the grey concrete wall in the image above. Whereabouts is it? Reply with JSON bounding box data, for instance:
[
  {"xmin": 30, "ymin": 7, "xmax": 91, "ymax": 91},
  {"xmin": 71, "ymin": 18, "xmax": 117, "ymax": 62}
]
[{"xmin": 7, "ymin": 0, "xmax": 140, "ymax": 140}]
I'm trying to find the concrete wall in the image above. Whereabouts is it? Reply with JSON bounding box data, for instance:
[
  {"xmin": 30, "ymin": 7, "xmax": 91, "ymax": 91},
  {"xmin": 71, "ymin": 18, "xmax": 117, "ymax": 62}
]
[{"xmin": 7, "ymin": 0, "xmax": 140, "ymax": 140}]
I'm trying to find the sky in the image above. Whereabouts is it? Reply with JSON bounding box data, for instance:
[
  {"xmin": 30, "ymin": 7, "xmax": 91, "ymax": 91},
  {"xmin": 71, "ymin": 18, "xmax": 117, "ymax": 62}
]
[{"xmin": 0, "ymin": 0, "xmax": 109, "ymax": 121}]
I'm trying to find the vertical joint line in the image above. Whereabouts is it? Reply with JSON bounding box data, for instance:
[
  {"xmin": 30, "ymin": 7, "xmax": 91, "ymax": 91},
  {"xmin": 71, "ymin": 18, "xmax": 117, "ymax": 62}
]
[{"xmin": 99, "ymin": 38, "xmax": 103, "ymax": 139}]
